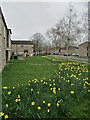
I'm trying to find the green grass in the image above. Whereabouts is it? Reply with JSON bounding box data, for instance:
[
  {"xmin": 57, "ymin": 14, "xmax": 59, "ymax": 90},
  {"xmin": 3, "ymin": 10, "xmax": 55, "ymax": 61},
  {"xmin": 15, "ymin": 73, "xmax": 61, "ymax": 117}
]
[
  {"xmin": 70, "ymin": 98, "xmax": 89, "ymax": 118},
  {"xmin": 2, "ymin": 56, "xmax": 90, "ymax": 119},
  {"xmin": 9, "ymin": 56, "xmax": 57, "ymax": 64},
  {"xmin": 2, "ymin": 56, "xmax": 58, "ymax": 87}
]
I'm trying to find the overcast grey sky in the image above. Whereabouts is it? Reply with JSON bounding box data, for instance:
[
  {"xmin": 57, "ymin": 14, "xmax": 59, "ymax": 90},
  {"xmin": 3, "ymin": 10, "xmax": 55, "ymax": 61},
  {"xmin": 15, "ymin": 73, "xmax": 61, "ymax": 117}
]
[{"xmin": 0, "ymin": 2, "xmax": 88, "ymax": 40}]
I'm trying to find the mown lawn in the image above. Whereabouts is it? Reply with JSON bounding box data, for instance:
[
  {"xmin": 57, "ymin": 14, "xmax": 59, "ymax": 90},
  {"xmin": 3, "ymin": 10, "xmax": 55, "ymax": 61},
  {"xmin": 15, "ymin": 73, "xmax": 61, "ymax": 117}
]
[
  {"xmin": 1, "ymin": 56, "xmax": 90, "ymax": 119},
  {"xmin": 2, "ymin": 56, "xmax": 58, "ymax": 87}
]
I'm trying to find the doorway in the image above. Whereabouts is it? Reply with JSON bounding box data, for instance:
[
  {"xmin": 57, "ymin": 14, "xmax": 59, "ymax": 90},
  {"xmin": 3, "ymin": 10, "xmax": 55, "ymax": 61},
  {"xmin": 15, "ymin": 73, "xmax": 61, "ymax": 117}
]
[{"xmin": 6, "ymin": 50, "xmax": 8, "ymax": 63}]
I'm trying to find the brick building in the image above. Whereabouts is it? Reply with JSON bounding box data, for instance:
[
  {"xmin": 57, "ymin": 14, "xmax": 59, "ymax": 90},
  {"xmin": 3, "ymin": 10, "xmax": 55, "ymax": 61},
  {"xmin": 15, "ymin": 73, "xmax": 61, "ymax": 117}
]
[
  {"xmin": 78, "ymin": 41, "xmax": 90, "ymax": 57},
  {"xmin": 60, "ymin": 46, "xmax": 78, "ymax": 55},
  {"xmin": 0, "ymin": 7, "xmax": 12, "ymax": 72},
  {"xmin": 11, "ymin": 40, "xmax": 34, "ymax": 56}
]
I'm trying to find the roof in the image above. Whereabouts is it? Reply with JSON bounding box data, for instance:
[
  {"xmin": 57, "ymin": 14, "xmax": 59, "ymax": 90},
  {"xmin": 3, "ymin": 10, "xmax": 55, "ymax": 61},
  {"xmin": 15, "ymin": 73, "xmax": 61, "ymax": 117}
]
[
  {"xmin": 11, "ymin": 40, "xmax": 33, "ymax": 45},
  {"xmin": 0, "ymin": 7, "xmax": 12, "ymax": 34},
  {"xmin": 8, "ymin": 29, "xmax": 12, "ymax": 34},
  {"xmin": 78, "ymin": 41, "xmax": 90, "ymax": 46}
]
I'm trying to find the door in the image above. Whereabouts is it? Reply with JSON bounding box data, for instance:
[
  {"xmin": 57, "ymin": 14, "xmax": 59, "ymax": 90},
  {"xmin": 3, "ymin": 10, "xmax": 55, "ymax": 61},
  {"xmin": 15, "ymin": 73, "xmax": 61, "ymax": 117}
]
[{"xmin": 6, "ymin": 50, "xmax": 8, "ymax": 63}]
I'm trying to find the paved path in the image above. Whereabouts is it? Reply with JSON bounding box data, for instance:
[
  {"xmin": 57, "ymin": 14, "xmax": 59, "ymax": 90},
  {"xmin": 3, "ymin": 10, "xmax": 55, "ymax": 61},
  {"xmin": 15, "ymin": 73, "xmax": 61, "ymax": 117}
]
[
  {"xmin": 48, "ymin": 55, "xmax": 90, "ymax": 65},
  {"xmin": 7, "ymin": 63, "xmax": 57, "ymax": 65}
]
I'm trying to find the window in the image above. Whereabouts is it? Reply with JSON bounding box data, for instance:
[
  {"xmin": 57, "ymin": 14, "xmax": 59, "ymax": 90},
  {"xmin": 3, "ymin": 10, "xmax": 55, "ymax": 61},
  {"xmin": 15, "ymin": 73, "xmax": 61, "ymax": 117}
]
[{"xmin": 24, "ymin": 50, "xmax": 28, "ymax": 53}]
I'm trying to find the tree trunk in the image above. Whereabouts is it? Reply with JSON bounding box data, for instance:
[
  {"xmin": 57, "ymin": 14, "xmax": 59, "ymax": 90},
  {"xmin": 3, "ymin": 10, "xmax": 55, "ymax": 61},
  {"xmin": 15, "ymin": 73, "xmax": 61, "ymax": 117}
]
[{"xmin": 67, "ymin": 45, "xmax": 69, "ymax": 61}]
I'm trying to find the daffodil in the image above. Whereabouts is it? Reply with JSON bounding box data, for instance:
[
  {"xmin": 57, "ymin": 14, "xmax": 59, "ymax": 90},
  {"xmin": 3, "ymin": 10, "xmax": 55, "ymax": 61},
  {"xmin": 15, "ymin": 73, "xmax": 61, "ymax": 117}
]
[
  {"xmin": 13, "ymin": 87, "xmax": 15, "ymax": 89},
  {"xmin": 49, "ymin": 79, "xmax": 51, "ymax": 81},
  {"xmin": 6, "ymin": 104, "xmax": 8, "ymax": 107},
  {"xmin": 48, "ymin": 103, "xmax": 51, "ymax": 107},
  {"xmin": 15, "ymin": 99, "xmax": 18, "ymax": 102},
  {"xmin": 50, "ymin": 88, "xmax": 52, "ymax": 90},
  {"xmin": 31, "ymin": 88, "xmax": 33, "ymax": 91},
  {"xmin": 37, "ymin": 106, "xmax": 41, "ymax": 110},
  {"xmin": 53, "ymin": 83, "xmax": 55, "ymax": 86},
  {"xmin": 43, "ymin": 101, "xmax": 45, "ymax": 103},
  {"xmin": 31, "ymin": 102, "xmax": 35, "ymax": 105},
  {"xmin": 58, "ymin": 88, "xmax": 60, "ymax": 90},
  {"xmin": 88, "ymin": 90, "xmax": 90, "ymax": 92},
  {"xmin": 41, "ymin": 80, "xmax": 43, "ymax": 82},
  {"xmin": 3, "ymin": 86, "xmax": 7, "ymax": 89},
  {"xmin": 8, "ymin": 92, "xmax": 11, "ymax": 95},
  {"xmin": 68, "ymin": 80, "xmax": 70, "ymax": 82},
  {"xmin": 4, "ymin": 115, "xmax": 8, "ymax": 119},
  {"xmin": 18, "ymin": 95, "xmax": 20, "ymax": 98},
  {"xmin": 0, "ymin": 112, "xmax": 4, "ymax": 116},
  {"xmin": 18, "ymin": 99, "xmax": 21, "ymax": 101},
  {"xmin": 57, "ymin": 103, "xmax": 59, "ymax": 107},
  {"xmin": 70, "ymin": 91, "xmax": 74, "ymax": 94}
]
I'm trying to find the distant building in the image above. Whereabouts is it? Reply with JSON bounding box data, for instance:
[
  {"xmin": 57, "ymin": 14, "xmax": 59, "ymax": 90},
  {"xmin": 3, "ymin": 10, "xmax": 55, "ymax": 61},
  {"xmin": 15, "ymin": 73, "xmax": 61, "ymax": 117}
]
[
  {"xmin": 60, "ymin": 46, "xmax": 78, "ymax": 55},
  {"xmin": 0, "ymin": 7, "xmax": 12, "ymax": 72},
  {"xmin": 11, "ymin": 40, "xmax": 34, "ymax": 56},
  {"xmin": 78, "ymin": 41, "xmax": 90, "ymax": 57}
]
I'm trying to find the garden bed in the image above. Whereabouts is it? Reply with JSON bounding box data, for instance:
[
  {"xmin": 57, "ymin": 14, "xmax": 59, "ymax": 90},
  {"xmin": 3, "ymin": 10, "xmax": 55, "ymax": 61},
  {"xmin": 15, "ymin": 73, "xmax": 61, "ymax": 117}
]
[{"xmin": 1, "ymin": 56, "xmax": 89, "ymax": 119}]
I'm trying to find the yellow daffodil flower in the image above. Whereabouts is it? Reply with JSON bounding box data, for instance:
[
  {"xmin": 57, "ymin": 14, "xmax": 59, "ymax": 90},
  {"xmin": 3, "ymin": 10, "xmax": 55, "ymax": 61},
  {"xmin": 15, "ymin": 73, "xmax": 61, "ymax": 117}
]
[
  {"xmin": 37, "ymin": 106, "xmax": 41, "ymax": 110},
  {"xmin": 6, "ymin": 104, "xmax": 8, "ymax": 107},
  {"xmin": 48, "ymin": 103, "xmax": 51, "ymax": 107},
  {"xmin": 31, "ymin": 102, "xmax": 35, "ymax": 105},
  {"xmin": 3, "ymin": 86, "xmax": 7, "ymax": 89},
  {"xmin": 8, "ymin": 92, "xmax": 11, "ymax": 95},
  {"xmin": 70, "ymin": 91, "xmax": 74, "ymax": 94},
  {"xmin": 43, "ymin": 101, "xmax": 45, "ymax": 103},
  {"xmin": 57, "ymin": 103, "xmax": 59, "ymax": 107},
  {"xmin": 4, "ymin": 115, "xmax": 8, "ymax": 119},
  {"xmin": 18, "ymin": 95, "xmax": 20, "ymax": 98}
]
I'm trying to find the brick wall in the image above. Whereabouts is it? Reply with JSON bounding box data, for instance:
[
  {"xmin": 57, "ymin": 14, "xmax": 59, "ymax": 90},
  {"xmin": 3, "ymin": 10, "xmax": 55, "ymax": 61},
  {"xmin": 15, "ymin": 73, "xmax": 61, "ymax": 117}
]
[
  {"xmin": 12, "ymin": 44, "xmax": 33, "ymax": 56},
  {"xmin": 0, "ymin": 14, "xmax": 7, "ymax": 72},
  {"xmin": 78, "ymin": 42, "xmax": 89, "ymax": 57}
]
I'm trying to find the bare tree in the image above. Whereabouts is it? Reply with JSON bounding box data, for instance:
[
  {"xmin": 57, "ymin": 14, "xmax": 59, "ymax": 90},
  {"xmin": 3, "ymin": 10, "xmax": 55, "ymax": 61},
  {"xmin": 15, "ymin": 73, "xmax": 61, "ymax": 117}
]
[
  {"xmin": 46, "ymin": 27, "xmax": 62, "ymax": 54},
  {"xmin": 31, "ymin": 33, "xmax": 45, "ymax": 56},
  {"xmin": 62, "ymin": 3, "xmax": 82, "ymax": 60},
  {"xmin": 79, "ymin": 12, "xmax": 88, "ymax": 43}
]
